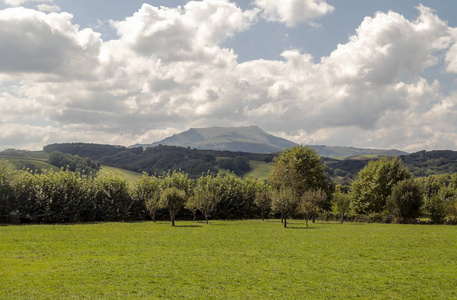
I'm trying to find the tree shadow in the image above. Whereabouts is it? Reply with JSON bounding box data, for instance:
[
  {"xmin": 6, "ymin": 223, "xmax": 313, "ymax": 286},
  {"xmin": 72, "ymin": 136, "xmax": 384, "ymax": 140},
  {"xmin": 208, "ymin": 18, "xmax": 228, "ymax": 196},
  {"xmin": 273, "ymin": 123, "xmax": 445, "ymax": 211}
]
[
  {"xmin": 286, "ymin": 226, "xmax": 318, "ymax": 230},
  {"xmin": 174, "ymin": 224, "xmax": 202, "ymax": 228}
]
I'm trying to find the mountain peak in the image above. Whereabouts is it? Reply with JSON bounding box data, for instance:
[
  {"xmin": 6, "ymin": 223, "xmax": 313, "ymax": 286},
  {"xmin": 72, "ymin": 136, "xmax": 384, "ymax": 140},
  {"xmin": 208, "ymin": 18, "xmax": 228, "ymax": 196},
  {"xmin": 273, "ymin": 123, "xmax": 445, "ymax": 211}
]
[{"xmin": 133, "ymin": 126, "xmax": 296, "ymax": 153}]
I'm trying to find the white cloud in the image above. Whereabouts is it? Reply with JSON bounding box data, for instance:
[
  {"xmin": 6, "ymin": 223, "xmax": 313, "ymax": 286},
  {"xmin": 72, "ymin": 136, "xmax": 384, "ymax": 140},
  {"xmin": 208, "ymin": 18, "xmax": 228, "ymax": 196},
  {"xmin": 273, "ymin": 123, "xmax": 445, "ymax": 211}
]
[
  {"xmin": 0, "ymin": 8, "xmax": 101, "ymax": 75},
  {"xmin": 1, "ymin": 3, "xmax": 457, "ymax": 152},
  {"xmin": 254, "ymin": 0, "xmax": 334, "ymax": 27},
  {"xmin": 37, "ymin": 4, "xmax": 59, "ymax": 12},
  {"xmin": 2, "ymin": 0, "xmax": 52, "ymax": 6}
]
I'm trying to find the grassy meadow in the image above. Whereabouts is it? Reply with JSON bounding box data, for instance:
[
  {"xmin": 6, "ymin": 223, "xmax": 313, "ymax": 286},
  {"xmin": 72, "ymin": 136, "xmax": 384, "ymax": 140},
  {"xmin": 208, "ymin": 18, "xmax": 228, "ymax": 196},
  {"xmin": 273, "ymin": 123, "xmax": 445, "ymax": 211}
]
[
  {"xmin": 99, "ymin": 165, "xmax": 142, "ymax": 183},
  {"xmin": 1, "ymin": 220, "xmax": 457, "ymax": 299},
  {"xmin": 243, "ymin": 160, "xmax": 273, "ymax": 181}
]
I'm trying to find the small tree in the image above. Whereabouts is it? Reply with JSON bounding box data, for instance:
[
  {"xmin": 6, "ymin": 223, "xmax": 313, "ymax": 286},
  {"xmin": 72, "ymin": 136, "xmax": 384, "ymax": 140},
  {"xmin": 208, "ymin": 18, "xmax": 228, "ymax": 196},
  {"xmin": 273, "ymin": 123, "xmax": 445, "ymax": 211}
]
[
  {"xmin": 194, "ymin": 173, "xmax": 221, "ymax": 224},
  {"xmin": 254, "ymin": 188, "xmax": 271, "ymax": 221},
  {"xmin": 300, "ymin": 188, "xmax": 327, "ymax": 226},
  {"xmin": 160, "ymin": 187, "xmax": 187, "ymax": 226},
  {"xmin": 332, "ymin": 190, "xmax": 351, "ymax": 223},
  {"xmin": 185, "ymin": 195, "xmax": 199, "ymax": 222},
  {"xmin": 271, "ymin": 187, "xmax": 299, "ymax": 228},
  {"xmin": 132, "ymin": 174, "xmax": 161, "ymax": 222},
  {"xmin": 387, "ymin": 180, "xmax": 423, "ymax": 223}
]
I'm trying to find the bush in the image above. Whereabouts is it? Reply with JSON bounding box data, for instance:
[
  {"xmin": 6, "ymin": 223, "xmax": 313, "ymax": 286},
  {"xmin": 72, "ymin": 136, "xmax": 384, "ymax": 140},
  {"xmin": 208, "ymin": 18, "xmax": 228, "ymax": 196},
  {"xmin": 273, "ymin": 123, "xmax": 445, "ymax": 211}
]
[{"xmin": 387, "ymin": 180, "xmax": 423, "ymax": 222}]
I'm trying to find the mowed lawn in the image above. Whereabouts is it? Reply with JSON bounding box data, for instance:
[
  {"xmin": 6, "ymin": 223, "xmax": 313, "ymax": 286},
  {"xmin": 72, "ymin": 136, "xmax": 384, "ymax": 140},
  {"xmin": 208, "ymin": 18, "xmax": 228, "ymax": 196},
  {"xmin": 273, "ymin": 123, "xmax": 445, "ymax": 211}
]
[{"xmin": 1, "ymin": 220, "xmax": 457, "ymax": 299}]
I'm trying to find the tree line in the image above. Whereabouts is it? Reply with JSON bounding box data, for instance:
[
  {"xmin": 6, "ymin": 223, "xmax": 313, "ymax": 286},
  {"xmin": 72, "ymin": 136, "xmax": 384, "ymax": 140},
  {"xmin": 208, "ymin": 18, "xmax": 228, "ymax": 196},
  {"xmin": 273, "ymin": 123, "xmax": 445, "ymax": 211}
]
[{"xmin": 2, "ymin": 145, "xmax": 457, "ymax": 226}]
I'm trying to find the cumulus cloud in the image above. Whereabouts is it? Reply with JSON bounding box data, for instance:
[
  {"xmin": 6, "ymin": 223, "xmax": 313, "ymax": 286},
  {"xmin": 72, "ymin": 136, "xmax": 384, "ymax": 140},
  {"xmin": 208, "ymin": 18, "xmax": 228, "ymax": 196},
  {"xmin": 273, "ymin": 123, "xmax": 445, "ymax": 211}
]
[
  {"xmin": 37, "ymin": 4, "xmax": 60, "ymax": 12},
  {"xmin": 254, "ymin": 0, "xmax": 334, "ymax": 26},
  {"xmin": 1, "ymin": 2, "xmax": 457, "ymax": 152},
  {"xmin": 2, "ymin": 0, "xmax": 52, "ymax": 6},
  {"xmin": 0, "ymin": 8, "xmax": 101, "ymax": 75}
]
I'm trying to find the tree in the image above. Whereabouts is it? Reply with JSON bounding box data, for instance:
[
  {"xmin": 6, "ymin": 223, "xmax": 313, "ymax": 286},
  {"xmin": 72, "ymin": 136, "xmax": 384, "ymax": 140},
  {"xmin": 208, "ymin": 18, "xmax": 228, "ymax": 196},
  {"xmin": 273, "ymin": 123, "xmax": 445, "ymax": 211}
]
[
  {"xmin": 300, "ymin": 188, "xmax": 327, "ymax": 226},
  {"xmin": 271, "ymin": 187, "xmax": 299, "ymax": 228},
  {"xmin": 351, "ymin": 157, "xmax": 412, "ymax": 214},
  {"xmin": 160, "ymin": 187, "xmax": 187, "ymax": 226},
  {"xmin": 387, "ymin": 180, "xmax": 423, "ymax": 222},
  {"xmin": 132, "ymin": 173, "xmax": 161, "ymax": 222},
  {"xmin": 254, "ymin": 188, "xmax": 271, "ymax": 221},
  {"xmin": 194, "ymin": 173, "xmax": 221, "ymax": 224},
  {"xmin": 332, "ymin": 190, "xmax": 351, "ymax": 223},
  {"xmin": 269, "ymin": 145, "xmax": 329, "ymax": 198},
  {"xmin": 0, "ymin": 160, "xmax": 15, "ymax": 222},
  {"xmin": 185, "ymin": 196, "xmax": 199, "ymax": 222}
]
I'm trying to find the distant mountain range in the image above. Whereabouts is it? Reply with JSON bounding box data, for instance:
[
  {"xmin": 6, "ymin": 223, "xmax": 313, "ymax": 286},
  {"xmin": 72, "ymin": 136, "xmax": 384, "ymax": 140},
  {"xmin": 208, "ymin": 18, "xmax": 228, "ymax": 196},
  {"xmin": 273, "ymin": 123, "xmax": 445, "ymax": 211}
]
[{"xmin": 131, "ymin": 126, "xmax": 408, "ymax": 158}]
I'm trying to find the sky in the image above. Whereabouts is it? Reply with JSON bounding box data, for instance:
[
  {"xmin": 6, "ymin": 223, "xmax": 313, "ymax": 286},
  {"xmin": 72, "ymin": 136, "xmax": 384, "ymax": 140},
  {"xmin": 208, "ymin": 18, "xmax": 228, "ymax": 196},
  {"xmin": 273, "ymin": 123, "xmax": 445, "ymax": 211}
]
[{"xmin": 1, "ymin": 0, "xmax": 457, "ymax": 152}]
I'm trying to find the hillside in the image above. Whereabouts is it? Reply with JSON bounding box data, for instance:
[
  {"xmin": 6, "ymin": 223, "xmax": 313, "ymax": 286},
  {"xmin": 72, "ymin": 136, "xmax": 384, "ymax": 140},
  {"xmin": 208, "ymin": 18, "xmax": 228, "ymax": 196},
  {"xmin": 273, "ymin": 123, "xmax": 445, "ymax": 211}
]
[{"xmin": 43, "ymin": 143, "xmax": 275, "ymax": 178}]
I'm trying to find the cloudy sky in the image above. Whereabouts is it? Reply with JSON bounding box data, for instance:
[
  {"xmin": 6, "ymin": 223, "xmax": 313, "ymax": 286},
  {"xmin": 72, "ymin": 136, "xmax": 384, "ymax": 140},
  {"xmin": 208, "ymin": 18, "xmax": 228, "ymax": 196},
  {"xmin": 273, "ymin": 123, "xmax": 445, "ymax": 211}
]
[{"xmin": 1, "ymin": 0, "xmax": 457, "ymax": 152}]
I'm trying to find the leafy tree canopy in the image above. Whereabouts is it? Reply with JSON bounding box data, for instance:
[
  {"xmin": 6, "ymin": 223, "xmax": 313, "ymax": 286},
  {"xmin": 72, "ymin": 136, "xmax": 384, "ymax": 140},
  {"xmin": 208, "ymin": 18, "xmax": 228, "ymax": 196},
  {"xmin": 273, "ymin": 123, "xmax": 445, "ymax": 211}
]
[
  {"xmin": 351, "ymin": 157, "xmax": 412, "ymax": 214},
  {"xmin": 268, "ymin": 145, "xmax": 329, "ymax": 197}
]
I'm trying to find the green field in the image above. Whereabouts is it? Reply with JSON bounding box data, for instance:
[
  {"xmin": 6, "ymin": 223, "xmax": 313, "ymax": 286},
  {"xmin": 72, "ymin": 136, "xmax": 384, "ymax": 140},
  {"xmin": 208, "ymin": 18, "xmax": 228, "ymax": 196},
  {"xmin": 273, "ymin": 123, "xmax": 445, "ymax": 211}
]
[
  {"xmin": 1, "ymin": 220, "xmax": 457, "ymax": 299},
  {"xmin": 99, "ymin": 165, "xmax": 142, "ymax": 183},
  {"xmin": 243, "ymin": 160, "xmax": 273, "ymax": 181}
]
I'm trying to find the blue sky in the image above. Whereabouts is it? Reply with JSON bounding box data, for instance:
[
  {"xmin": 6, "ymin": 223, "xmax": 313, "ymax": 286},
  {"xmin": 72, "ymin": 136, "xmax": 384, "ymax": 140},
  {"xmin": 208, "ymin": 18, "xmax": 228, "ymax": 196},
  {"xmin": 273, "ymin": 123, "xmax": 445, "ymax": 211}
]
[{"xmin": 1, "ymin": 0, "xmax": 457, "ymax": 152}]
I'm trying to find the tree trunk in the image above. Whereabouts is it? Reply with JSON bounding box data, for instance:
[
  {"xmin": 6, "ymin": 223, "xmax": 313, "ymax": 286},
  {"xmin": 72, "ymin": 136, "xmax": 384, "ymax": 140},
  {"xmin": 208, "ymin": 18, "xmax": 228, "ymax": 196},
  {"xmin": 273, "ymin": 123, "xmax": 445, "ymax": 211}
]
[
  {"xmin": 261, "ymin": 212, "xmax": 264, "ymax": 221},
  {"xmin": 283, "ymin": 217, "xmax": 287, "ymax": 228},
  {"xmin": 152, "ymin": 211, "xmax": 156, "ymax": 223},
  {"xmin": 205, "ymin": 213, "xmax": 209, "ymax": 224},
  {"xmin": 171, "ymin": 213, "xmax": 175, "ymax": 226},
  {"xmin": 305, "ymin": 217, "xmax": 308, "ymax": 227},
  {"xmin": 312, "ymin": 214, "xmax": 316, "ymax": 223},
  {"xmin": 341, "ymin": 213, "xmax": 344, "ymax": 224},
  {"xmin": 193, "ymin": 211, "xmax": 196, "ymax": 222}
]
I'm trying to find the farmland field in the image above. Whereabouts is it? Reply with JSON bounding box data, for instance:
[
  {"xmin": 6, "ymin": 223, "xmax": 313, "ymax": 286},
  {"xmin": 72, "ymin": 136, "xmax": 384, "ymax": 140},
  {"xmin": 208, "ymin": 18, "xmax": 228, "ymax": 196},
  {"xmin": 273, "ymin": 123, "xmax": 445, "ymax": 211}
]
[{"xmin": 1, "ymin": 220, "xmax": 457, "ymax": 299}]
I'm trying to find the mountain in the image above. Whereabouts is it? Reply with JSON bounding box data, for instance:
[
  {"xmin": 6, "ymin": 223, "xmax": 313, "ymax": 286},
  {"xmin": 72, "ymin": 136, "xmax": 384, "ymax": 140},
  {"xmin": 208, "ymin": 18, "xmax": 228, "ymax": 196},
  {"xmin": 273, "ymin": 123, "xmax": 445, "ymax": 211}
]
[
  {"xmin": 132, "ymin": 126, "xmax": 408, "ymax": 157},
  {"xmin": 133, "ymin": 126, "xmax": 297, "ymax": 154},
  {"xmin": 310, "ymin": 145, "xmax": 408, "ymax": 158}
]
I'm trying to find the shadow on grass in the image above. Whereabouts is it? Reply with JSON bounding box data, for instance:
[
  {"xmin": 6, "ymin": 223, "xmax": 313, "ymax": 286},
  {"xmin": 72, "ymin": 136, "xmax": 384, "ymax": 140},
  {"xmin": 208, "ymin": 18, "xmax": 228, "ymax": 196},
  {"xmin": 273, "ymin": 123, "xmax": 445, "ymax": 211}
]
[
  {"xmin": 286, "ymin": 226, "xmax": 318, "ymax": 230},
  {"xmin": 174, "ymin": 224, "xmax": 202, "ymax": 228}
]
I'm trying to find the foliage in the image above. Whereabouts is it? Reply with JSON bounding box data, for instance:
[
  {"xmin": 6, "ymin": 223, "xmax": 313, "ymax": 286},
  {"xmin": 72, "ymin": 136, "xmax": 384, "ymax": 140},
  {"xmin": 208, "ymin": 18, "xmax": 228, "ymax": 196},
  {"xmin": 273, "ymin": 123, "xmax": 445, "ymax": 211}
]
[
  {"xmin": 401, "ymin": 150, "xmax": 457, "ymax": 177},
  {"xmin": 185, "ymin": 195, "xmax": 199, "ymax": 221},
  {"xmin": 91, "ymin": 173, "xmax": 133, "ymax": 221},
  {"xmin": 271, "ymin": 186, "xmax": 299, "ymax": 227},
  {"xmin": 300, "ymin": 188, "xmax": 327, "ymax": 226},
  {"xmin": 160, "ymin": 187, "xmax": 187, "ymax": 226},
  {"xmin": 0, "ymin": 160, "xmax": 15, "ymax": 221},
  {"xmin": 254, "ymin": 188, "xmax": 272, "ymax": 221},
  {"xmin": 194, "ymin": 173, "xmax": 221, "ymax": 224},
  {"xmin": 131, "ymin": 173, "xmax": 160, "ymax": 221},
  {"xmin": 48, "ymin": 151, "xmax": 100, "ymax": 174},
  {"xmin": 213, "ymin": 173, "xmax": 263, "ymax": 219},
  {"xmin": 269, "ymin": 145, "xmax": 329, "ymax": 197},
  {"xmin": 331, "ymin": 190, "xmax": 351, "ymax": 223},
  {"xmin": 351, "ymin": 157, "xmax": 412, "ymax": 214},
  {"xmin": 387, "ymin": 180, "xmax": 423, "ymax": 222},
  {"xmin": 416, "ymin": 174, "xmax": 457, "ymax": 224},
  {"xmin": 44, "ymin": 143, "xmax": 273, "ymax": 178},
  {"xmin": 217, "ymin": 156, "xmax": 251, "ymax": 175}
]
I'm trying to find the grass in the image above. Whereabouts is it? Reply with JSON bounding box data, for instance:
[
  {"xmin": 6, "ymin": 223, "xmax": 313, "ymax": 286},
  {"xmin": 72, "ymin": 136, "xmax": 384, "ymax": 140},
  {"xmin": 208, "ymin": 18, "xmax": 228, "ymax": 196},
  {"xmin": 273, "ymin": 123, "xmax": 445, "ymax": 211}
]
[
  {"xmin": 243, "ymin": 160, "xmax": 273, "ymax": 181},
  {"xmin": 1, "ymin": 220, "xmax": 457, "ymax": 299},
  {"xmin": 99, "ymin": 165, "xmax": 142, "ymax": 183},
  {"xmin": 0, "ymin": 157, "xmax": 61, "ymax": 173}
]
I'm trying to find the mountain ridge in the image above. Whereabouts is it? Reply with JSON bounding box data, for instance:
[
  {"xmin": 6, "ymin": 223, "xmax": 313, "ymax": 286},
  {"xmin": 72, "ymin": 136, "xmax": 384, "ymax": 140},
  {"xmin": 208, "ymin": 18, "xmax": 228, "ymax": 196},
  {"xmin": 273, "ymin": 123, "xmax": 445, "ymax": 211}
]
[{"xmin": 131, "ymin": 126, "xmax": 408, "ymax": 158}]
